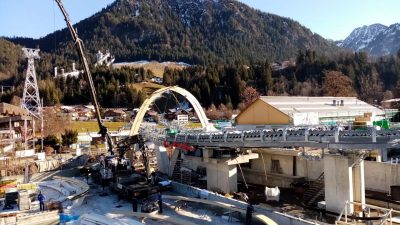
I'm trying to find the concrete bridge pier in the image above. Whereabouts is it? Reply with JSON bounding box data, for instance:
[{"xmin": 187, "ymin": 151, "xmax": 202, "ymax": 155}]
[
  {"xmin": 376, "ymin": 148, "xmax": 388, "ymax": 162},
  {"xmin": 324, "ymin": 154, "xmax": 365, "ymax": 214},
  {"xmin": 203, "ymin": 148, "xmax": 258, "ymax": 193},
  {"xmin": 206, "ymin": 163, "xmax": 238, "ymax": 193}
]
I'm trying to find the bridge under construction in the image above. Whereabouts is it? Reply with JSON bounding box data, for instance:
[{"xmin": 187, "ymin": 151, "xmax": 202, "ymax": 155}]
[{"xmin": 124, "ymin": 85, "xmax": 400, "ymax": 224}]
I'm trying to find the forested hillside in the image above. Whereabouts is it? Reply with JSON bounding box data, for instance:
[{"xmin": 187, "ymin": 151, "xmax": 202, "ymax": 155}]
[
  {"xmin": 1, "ymin": 0, "xmax": 400, "ymax": 111},
  {"xmin": 2, "ymin": 49, "xmax": 399, "ymax": 111},
  {"xmin": 10, "ymin": 0, "xmax": 339, "ymax": 66},
  {"xmin": 163, "ymin": 50, "xmax": 400, "ymax": 109},
  {"xmin": 0, "ymin": 38, "xmax": 23, "ymax": 83}
]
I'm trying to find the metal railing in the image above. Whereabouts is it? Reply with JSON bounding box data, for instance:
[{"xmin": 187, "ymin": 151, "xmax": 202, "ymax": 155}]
[
  {"xmin": 165, "ymin": 127, "xmax": 400, "ymax": 148},
  {"xmin": 336, "ymin": 201, "xmax": 400, "ymax": 225}
]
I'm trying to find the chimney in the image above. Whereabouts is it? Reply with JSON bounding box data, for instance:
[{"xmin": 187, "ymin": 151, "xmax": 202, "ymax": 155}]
[
  {"xmin": 333, "ymin": 100, "xmax": 336, "ymax": 106},
  {"xmin": 340, "ymin": 100, "xmax": 344, "ymax": 106},
  {"xmin": 54, "ymin": 67, "xmax": 58, "ymax": 78},
  {"xmin": 72, "ymin": 63, "xmax": 76, "ymax": 71}
]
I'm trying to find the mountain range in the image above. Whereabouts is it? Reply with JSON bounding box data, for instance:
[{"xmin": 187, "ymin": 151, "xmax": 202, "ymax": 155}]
[
  {"xmin": 7, "ymin": 0, "xmax": 339, "ymax": 68},
  {"xmin": 337, "ymin": 23, "xmax": 400, "ymax": 56}
]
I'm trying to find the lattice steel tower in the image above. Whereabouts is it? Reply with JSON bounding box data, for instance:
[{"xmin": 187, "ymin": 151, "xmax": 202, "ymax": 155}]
[{"xmin": 21, "ymin": 48, "xmax": 42, "ymax": 119}]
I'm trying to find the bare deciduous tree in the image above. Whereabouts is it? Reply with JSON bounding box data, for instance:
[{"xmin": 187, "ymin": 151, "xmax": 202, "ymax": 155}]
[
  {"xmin": 240, "ymin": 86, "xmax": 260, "ymax": 107},
  {"xmin": 323, "ymin": 71, "xmax": 357, "ymax": 97},
  {"xmin": 43, "ymin": 107, "xmax": 72, "ymax": 137}
]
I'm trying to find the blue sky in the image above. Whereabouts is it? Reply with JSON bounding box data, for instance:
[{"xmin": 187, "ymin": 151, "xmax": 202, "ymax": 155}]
[
  {"xmin": 0, "ymin": 0, "xmax": 115, "ymax": 38},
  {"xmin": 240, "ymin": 0, "xmax": 399, "ymax": 40},
  {"xmin": 0, "ymin": 0, "xmax": 398, "ymax": 40}
]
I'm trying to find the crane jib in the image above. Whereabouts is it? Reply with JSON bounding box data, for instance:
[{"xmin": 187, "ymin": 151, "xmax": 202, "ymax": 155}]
[{"xmin": 54, "ymin": 0, "xmax": 114, "ymax": 154}]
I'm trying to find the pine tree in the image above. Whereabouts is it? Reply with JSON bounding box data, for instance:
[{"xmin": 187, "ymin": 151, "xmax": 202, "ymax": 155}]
[{"xmin": 261, "ymin": 59, "xmax": 273, "ymax": 94}]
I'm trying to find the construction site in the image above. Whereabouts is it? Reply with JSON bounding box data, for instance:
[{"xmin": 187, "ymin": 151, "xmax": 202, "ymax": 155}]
[{"xmin": 2, "ymin": 1, "xmax": 400, "ymax": 225}]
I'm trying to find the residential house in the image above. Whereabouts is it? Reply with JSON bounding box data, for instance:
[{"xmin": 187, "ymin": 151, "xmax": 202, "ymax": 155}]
[
  {"xmin": 103, "ymin": 109, "xmax": 127, "ymax": 122},
  {"xmin": 0, "ymin": 103, "xmax": 34, "ymax": 153}
]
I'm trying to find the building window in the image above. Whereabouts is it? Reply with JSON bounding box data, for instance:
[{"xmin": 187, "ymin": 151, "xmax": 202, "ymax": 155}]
[{"xmin": 271, "ymin": 160, "xmax": 282, "ymax": 174}]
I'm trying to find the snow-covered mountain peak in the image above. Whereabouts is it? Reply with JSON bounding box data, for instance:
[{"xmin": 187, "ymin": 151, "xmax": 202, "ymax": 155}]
[{"xmin": 338, "ymin": 23, "xmax": 400, "ymax": 56}]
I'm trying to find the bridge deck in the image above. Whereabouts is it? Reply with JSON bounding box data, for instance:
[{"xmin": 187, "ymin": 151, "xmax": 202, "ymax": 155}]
[{"xmin": 163, "ymin": 128, "xmax": 400, "ymax": 150}]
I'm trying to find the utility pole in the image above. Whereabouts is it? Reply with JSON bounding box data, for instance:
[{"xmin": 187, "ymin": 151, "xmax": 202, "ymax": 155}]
[{"xmin": 21, "ymin": 48, "xmax": 43, "ymax": 152}]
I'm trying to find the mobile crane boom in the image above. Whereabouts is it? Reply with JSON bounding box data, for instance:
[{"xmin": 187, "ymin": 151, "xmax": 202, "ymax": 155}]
[{"xmin": 54, "ymin": 0, "xmax": 114, "ymax": 154}]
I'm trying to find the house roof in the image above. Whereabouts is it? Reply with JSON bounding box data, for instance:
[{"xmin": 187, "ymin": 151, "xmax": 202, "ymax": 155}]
[
  {"xmin": 104, "ymin": 109, "xmax": 126, "ymax": 116},
  {"xmin": 0, "ymin": 103, "xmax": 30, "ymax": 117},
  {"xmin": 258, "ymin": 96, "xmax": 384, "ymax": 117}
]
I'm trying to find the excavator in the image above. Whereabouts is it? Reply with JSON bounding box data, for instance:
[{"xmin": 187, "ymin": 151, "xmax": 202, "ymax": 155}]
[{"xmin": 54, "ymin": 0, "xmax": 166, "ymax": 199}]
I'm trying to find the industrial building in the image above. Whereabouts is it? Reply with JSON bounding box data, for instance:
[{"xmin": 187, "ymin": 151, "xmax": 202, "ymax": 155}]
[{"xmin": 235, "ymin": 96, "xmax": 385, "ymax": 129}]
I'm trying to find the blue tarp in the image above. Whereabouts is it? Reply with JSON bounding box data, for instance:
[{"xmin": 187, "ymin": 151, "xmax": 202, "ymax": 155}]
[{"xmin": 60, "ymin": 213, "xmax": 80, "ymax": 223}]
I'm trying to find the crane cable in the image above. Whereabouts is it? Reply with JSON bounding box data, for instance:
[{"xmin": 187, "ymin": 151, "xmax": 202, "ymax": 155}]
[
  {"xmin": 53, "ymin": 0, "xmax": 56, "ymax": 51},
  {"xmin": 260, "ymin": 151, "xmax": 268, "ymax": 183},
  {"xmin": 236, "ymin": 157, "xmax": 248, "ymax": 190}
]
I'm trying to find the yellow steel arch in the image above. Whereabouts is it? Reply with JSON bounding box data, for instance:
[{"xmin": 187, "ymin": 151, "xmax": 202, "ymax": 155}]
[{"xmin": 129, "ymin": 86, "xmax": 211, "ymax": 136}]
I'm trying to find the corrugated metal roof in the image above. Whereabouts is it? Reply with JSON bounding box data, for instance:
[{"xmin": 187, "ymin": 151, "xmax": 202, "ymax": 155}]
[{"xmin": 259, "ymin": 96, "xmax": 384, "ymax": 116}]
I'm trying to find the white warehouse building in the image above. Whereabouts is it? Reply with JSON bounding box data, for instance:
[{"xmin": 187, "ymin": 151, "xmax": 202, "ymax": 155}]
[{"xmin": 235, "ymin": 96, "xmax": 386, "ymax": 129}]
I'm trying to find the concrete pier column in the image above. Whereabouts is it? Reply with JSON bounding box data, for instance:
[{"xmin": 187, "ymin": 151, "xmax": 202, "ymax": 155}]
[
  {"xmin": 371, "ymin": 128, "xmax": 377, "ymax": 143},
  {"xmin": 353, "ymin": 159, "xmax": 365, "ymax": 208},
  {"xmin": 206, "ymin": 163, "xmax": 237, "ymax": 193},
  {"xmin": 304, "ymin": 129, "xmax": 309, "ymax": 142},
  {"xmin": 155, "ymin": 145, "xmax": 170, "ymax": 174},
  {"xmin": 283, "ymin": 128, "xmax": 287, "ymax": 141},
  {"xmin": 202, "ymin": 149, "xmax": 213, "ymax": 160},
  {"xmin": 324, "ymin": 155, "xmax": 365, "ymax": 214},
  {"xmin": 377, "ymin": 148, "xmax": 388, "ymax": 162},
  {"xmin": 334, "ymin": 127, "xmax": 339, "ymax": 143}
]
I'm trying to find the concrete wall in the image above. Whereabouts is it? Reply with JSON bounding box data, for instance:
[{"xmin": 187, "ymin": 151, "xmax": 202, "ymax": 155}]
[
  {"xmin": 296, "ymin": 158, "xmax": 324, "ymax": 180},
  {"xmin": 0, "ymin": 210, "xmax": 59, "ymax": 225},
  {"xmin": 243, "ymin": 151, "xmax": 323, "ymax": 187},
  {"xmin": 182, "ymin": 155, "xmax": 203, "ymax": 171},
  {"xmin": 241, "ymin": 168, "xmax": 305, "ymax": 188},
  {"xmin": 251, "ymin": 152, "xmax": 294, "ymax": 176},
  {"xmin": 235, "ymin": 99, "xmax": 291, "ymax": 125},
  {"xmin": 364, "ymin": 161, "xmax": 400, "ymax": 193},
  {"xmin": 253, "ymin": 150, "xmax": 323, "ymax": 180},
  {"xmin": 171, "ymin": 181, "xmax": 326, "ymax": 225}
]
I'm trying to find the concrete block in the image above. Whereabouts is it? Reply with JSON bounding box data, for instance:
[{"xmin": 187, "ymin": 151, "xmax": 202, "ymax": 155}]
[{"xmin": 4, "ymin": 216, "xmax": 17, "ymax": 224}]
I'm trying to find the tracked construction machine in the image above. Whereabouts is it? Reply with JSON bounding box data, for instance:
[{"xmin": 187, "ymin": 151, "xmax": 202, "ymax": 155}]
[{"xmin": 54, "ymin": 0, "xmax": 170, "ymax": 200}]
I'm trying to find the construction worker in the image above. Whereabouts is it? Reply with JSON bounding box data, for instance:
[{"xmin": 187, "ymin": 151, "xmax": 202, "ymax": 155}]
[
  {"xmin": 131, "ymin": 198, "xmax": 138, "ymax": 212},
  {"xmin": 245, "ymin": 202, "xmax": 254, "ymax": 225},
  {"xmin": 158, "ymin": 192, "xmax": 163, "ymax": 214},
  {"xmin": 38, "ymin": 191, "xmax": 45, "ymax": 211},
  {"xmin": 150, "ymin": 171, "xmax": 155, "ymax": 185}
]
